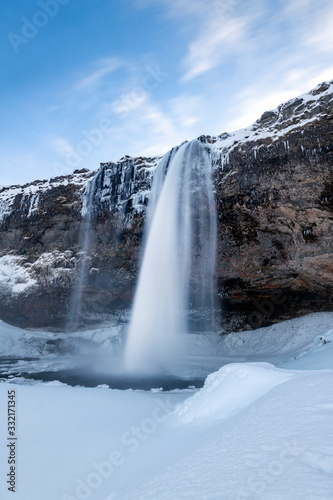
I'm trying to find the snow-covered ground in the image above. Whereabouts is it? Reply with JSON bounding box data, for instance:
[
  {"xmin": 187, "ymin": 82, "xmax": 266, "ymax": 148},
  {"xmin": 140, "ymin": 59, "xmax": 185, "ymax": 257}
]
[{"xmin": 1, "ymin": 312, "xmax": 333, "ymax": 499}]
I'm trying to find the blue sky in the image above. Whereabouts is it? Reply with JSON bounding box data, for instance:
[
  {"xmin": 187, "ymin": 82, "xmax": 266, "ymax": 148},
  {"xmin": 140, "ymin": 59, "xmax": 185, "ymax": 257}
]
[{"xmin": 1, "ymin": 0, "xmax": 333, "ymax": 185}]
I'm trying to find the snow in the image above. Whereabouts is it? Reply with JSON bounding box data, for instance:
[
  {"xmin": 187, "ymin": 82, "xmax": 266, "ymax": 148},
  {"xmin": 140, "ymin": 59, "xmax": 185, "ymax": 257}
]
[
  {"xmin": 1, "ymin": 79, "xmax": 333, "ymax": 498},
  {"xmin": 2, "ymin": 80, "xmax": 332, "ymax": 224},
  {"xmin": 87, "ymin": 155, "xmax": 161, "ymax": 216},
  {"xmin": 0, "ymin": 251, "xmax": 79, "ymax": 297},
  {"xmin": 1, "ymin": 312, "xmax": 333, "ymax": 499},
  {"xmin": 122, "ymin": 369, "xmax": 333, "ymax": 500},
  {"xmin": 0, "ymin": 170, "xmax": 94, "ymax": 221},
  {"xmin": 210, "ymin": 79, "xmax": 333, "ymax": 167},
  {"xmin": 175, "ymin": 363, "xmax": 294, "ymax": 423},
  {"xmin": 0, "ymin": 255, "xmax": 37, "ymax": 295},
  {"xmin": 0, "ymin": 317, "xmax": 125, "ymax": 360}
]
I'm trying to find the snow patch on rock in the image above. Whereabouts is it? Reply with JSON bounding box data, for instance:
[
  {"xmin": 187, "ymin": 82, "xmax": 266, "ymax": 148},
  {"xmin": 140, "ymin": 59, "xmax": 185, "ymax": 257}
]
[
  {"xmin": 208, "ymin": 79, "xmax": 333, "ymax": 167},
  {"xmin": 0, "ymin": 250, "xmax": 77, "ymax": 296},
  {"xmin": 0, "ymin": 255, "xmax": 37, "ymax": 294},
  {"xmin": 0, "ymin": 170, "xmax": 95, "ymax": 221}
]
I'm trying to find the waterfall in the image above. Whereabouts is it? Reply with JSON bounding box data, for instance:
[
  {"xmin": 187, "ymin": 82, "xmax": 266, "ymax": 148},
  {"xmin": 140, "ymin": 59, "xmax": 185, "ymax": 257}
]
[
  {"xmin": 125, "ymin": 139, "xmax": 217, "ymax": 373},
  {"xmin": 66, "ymin": 178, "xmax": 95, "ymax": 331}
]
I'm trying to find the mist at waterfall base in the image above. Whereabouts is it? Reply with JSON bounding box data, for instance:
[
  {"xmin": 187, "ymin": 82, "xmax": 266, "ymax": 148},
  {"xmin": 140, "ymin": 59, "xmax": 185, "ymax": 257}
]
[
  {"xmin": 125, "ymin": 139, "xmax": 217, "ymax": 375},
  {"xmin": 0, "ymin": 139, "xmax": 219, "ymax": 390}
]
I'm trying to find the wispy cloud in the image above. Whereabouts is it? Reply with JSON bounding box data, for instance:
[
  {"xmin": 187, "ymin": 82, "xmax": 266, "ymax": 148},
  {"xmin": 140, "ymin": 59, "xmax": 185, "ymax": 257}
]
[
  {"xmin": 223, "ymin": 63, "xmax": 333, "ymax": 133},
  {"xmin": 168, "ymin": 94, "xmax": 202, "ymax": 129},
  {"xmin": 282, "ymin": 0, "xmax": 333, "ymax": 54},
  {"xmin": 305, "ymin": 12, "xmax": 333, "ymax": 54},
  {"xmin": 106, "ymin": 96, "xmax": 194, "ymax": 159},
  {"xmin": 225, "ymin": 89, "xmax": 297, "ymax": 132},
  {"xmin": 129, "ymin": 102, "xmax": 179, "ymax": 155},
  {"xmin": 140, "ymin": 0, "xmax": 256, "ymax": 81},
  {"xmin": 182, "ymin": 12, "xmax": 250, "ymax": 81},
  {"xmin": 74, "ymin": 57, "xmax": 121, "ymax": 91}
]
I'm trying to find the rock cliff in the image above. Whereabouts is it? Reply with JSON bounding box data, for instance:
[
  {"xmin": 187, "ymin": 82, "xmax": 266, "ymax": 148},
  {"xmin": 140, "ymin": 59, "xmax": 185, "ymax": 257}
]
[{"xmin": 0, "ymin": 80, "xmax": 332, "ymax": 331}]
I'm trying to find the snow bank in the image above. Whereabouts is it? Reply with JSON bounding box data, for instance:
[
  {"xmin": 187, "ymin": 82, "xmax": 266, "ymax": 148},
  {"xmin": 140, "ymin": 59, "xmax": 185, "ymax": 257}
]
[
  {"xmin": 178, "ymin": 313, "xmax": 333, "ymax": 378},
  {"xmin": 123, "ymin": 370, "xmax": 333, "ymax": 500},
  {"xmin": 221, "ymin": 312, "xmax": 333, "ymax": 359},
  {"xmin": 1, "ymin": 313, "xmax": 333, "ymax": 499},
  {"xmin": 175, "ymin": 362, "xmax": 293, "ymax": 423}
]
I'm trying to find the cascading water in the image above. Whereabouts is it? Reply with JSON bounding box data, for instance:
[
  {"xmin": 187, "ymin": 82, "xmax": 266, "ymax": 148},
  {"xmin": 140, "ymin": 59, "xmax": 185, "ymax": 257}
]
[
  {"xmin": 66, "ymin": 177, "xmax": 95, "ymax": 331},
  {"xmin": 125, "ymin": 139, "xmax": 217, "ymax": 373}
]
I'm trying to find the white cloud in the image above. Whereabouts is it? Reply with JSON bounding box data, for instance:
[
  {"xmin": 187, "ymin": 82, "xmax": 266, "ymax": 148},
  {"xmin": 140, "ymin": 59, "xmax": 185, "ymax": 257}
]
[
  {"xmin": 308, "ymin": 67, "xmax": 333, "ymax": 86},
  {"xmin": 74, "ymin": 58, "xmax": 121, "ymax": 91},
  {"xmin": 133, "ymin": 0, "xmax": 253, "ymax": 81},
  {"xmin": 182, "ymin": 16, "xmax": 248, "ymax": 81},
  {"xmin": 106, "ymin": 98, "xmax": 187, "ymax": 159},
  {"xmin": 306, "ymin": 12, "xmax": 333, "ymax": 54},
  {"xmin": 223, "ymin": 63, "xmax": 333, "ymax": 133},
  {"xmin": 175, "ymin": 0, "xmax": 258, "ymax": 81},
  {"xmin": 225, "ymin": 90, "xmax": 297, "ymax": 131},
  {"xmin": 135, "ymin": 103, "xmax": 179, "ymax": 155},
  {"xmin": 282, "ymin": 0, "xmax": 333, "ymax": 54},
  {"xmin": 111, "ymin": 90, "xmax": 149, "ymax": 116},
  {"xmin": 168, "ymin": 94, "xmax": 202, "ymax": 129}
]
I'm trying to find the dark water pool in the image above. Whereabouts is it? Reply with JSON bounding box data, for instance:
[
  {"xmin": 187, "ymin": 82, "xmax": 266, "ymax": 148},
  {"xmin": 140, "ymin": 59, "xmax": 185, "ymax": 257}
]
[{"xmin": 0, "ymin": 357, "xmax": 205, "ymax": 390}]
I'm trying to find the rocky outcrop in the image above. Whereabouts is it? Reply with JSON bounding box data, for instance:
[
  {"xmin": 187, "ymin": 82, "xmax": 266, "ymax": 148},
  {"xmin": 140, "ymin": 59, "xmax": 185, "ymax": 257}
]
[
  {"xmin": 0, "ymin": 80, "xmax": 332, "ymax": 331},
  {"xmin": 210, "ymin": 81, "xmax": 333, "ymax": 330},
  {"xmin": 0, "ymin": 157, "xmax": 159, "ymax": 330}
]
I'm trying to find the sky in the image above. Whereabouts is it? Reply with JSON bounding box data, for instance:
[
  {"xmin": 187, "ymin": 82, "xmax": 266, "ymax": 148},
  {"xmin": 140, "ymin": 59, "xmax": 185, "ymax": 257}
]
[{"xmin": 1, "ymin": 0, "xmax": 333, "ymax": 186}]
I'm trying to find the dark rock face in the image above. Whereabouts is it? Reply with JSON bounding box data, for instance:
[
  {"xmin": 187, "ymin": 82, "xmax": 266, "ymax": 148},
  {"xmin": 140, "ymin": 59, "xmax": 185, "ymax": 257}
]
[
  {"xmin": 0, "ymin": 160, "xmax": 158, "ymax": 330},
  {"xmin": 0, "ymin": 81, "xmax": 332, "ymax": 331},
  {"xmin": 210, "ymin": 81, "xmax": 333, "ymax": 330}
]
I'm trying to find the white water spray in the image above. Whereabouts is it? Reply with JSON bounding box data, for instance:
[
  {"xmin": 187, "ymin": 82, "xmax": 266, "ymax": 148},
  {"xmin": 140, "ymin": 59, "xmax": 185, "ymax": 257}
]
[{"xmin": 125, "ymin": 139, "xmax": 217, "ymax": 373}]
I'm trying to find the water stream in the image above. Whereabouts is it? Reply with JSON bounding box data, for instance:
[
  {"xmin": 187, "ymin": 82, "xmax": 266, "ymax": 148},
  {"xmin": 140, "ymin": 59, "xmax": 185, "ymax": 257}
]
[
  {"xmin": 125, "ymin": 139, "xmax": 217, "ymax": 373},
  {"xmin": 66, "ymin": 177, "xmax": 95, "ymax": 331}
]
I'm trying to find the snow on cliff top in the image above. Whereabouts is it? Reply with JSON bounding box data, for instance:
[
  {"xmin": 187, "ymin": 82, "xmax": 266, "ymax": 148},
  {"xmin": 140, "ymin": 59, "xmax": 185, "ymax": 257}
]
[
  {"xmin": 101, "ymin": 154, "xmax": 161, "ymax": 170},
  {"xmin": 0, "ymin": 168, "xmax": 95, "ymax": 195},
  {"xmin": 209, "ymin": 79, "xmax": 333, "ymax": 157},
  {"xmin": 0, "ymin": 168, "xmax": 96, "ymax": 220},
  {"xmin": 1, "ymin": 79, "xmax": 332, "ymax": 212},
  {"xmin": 0, "ymin": 155, "xmax": 161, "ymax": 219}
]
